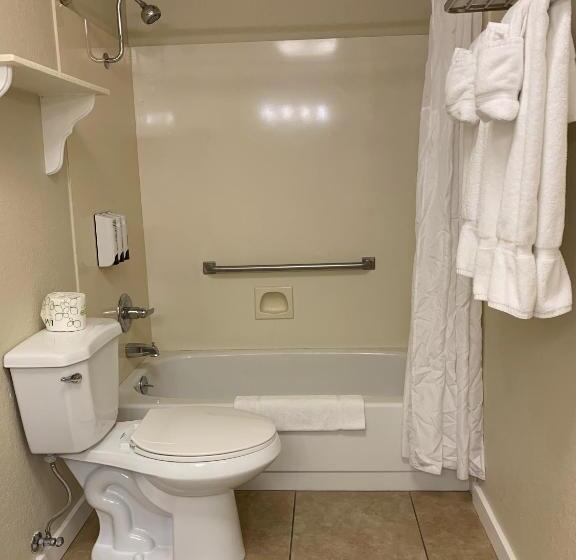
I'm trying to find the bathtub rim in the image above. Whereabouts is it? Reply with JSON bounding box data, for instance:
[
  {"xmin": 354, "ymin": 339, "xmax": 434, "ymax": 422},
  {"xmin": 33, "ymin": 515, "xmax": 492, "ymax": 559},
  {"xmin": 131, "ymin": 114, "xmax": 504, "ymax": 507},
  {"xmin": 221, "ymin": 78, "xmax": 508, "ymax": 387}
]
[
  {"xmin": 116, "ymin": 348, "xmax": 470, "ymax": 491},
  {"xmin": 119, "ymin": 347, "xmax": 407, "ymax": 409}
]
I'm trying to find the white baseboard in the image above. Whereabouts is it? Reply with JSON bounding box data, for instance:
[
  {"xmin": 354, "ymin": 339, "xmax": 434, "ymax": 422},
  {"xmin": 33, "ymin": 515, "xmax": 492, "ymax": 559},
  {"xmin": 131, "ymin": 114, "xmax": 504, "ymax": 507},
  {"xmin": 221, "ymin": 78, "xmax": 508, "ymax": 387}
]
[
  {"xmin": 243, "ymin": 470, "xmax": 470, "ymax": 491},
  {"xmin": 472, "ymin": 482, "xmax": 517, "ymax": 560},
  {"xmin": 35, "ymin": 496, "xmax": 93, "ymax": 560}
]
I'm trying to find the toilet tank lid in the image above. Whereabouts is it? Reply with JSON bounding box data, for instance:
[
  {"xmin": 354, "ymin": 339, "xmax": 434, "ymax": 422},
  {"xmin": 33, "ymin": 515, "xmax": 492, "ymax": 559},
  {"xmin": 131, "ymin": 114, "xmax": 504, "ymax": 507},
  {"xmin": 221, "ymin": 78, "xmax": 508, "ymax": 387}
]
[{"xmin": 4, "ymin": 319, "xmax": 122, "ymax": 368}]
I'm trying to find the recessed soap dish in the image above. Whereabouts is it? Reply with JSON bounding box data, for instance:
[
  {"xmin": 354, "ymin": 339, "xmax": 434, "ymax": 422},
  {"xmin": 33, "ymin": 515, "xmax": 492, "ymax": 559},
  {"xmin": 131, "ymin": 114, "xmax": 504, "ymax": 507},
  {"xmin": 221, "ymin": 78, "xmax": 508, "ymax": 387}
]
[{"xmin": 255, "ymin": 287, "xmax": 294, "ymax": 320}]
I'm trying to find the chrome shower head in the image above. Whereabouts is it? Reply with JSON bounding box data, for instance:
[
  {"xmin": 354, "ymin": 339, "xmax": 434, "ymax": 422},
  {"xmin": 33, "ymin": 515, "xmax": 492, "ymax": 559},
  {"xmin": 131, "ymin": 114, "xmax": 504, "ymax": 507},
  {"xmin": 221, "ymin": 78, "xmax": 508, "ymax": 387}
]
[{"xmin": 133, "ymin": 0, "xmax": 161, "ymax": 24}]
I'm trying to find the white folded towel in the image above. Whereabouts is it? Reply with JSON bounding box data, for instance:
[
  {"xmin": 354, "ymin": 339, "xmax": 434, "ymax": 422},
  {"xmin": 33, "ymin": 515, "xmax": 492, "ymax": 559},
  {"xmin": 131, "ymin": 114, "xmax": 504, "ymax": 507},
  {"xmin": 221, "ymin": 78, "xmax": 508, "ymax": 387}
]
[
  {"xmin": 487, "ymin": 0, "xmax": 551, "ymax": 318},
  {"xmin": 451, "ymin": 35, "xmax": 486, "ymax": 278},
  {"xmin": 233, "ymin": 395, "xmax": 366, "ymax": 432},
  {"xmin": 457, "ymin": 0, "xmax": 574, "ymax": 320},
  {"xmin": 533, "ymin": 0, "xmax": 574, "ymax": 318},
  {"xmin": 457, "ymin": 122, "xmax": 488, "ymax": 277},
  {"xmin": 472, "ymin": 120, "xmax": 515, "ymax": 301},
  {"xmin": 457, "ymin": 0, "xmax": 529, "ymax": 295},
  {"xmin": 476, "ymin": 22, "xmax": 525, "ymax": 122},
  {"xmin": 455, "ymin": 22, "xmax": 523, "ymax": 280},
  {"xmin": 446, "ymin": 47, "xmax": 480, "ymax": 124}
]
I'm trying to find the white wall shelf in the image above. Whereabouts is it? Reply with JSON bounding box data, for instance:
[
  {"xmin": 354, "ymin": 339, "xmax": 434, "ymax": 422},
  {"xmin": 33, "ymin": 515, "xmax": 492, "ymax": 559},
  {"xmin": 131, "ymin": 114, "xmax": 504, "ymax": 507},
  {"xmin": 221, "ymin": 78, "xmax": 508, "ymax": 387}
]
[{"xmin": 0, "ymin": 54, "xmax": 110, "ymax": 175}]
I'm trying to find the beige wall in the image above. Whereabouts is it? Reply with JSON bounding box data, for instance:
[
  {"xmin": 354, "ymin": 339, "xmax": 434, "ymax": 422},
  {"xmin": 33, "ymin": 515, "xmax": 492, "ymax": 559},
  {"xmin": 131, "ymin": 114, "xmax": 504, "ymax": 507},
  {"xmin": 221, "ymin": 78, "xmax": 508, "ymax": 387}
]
[
  {"xmin": 0, "ymin": 0, "xmax": 58, "ymax": 68},
  {"xmin": 133, "ymin": 36, "xmax": 427, "ymax": 351},
  {"xmin": 126, "ymin": 0, "xmax": 430, "ymax": 46},
  {"xmin": 67, "ymin": 0, "xmax": 430, "ymax": 45},
  {"xmin": 0, "ymin": 3, "xmax": 150, "ymax": 559},
  {"xmin": 481, "ymin": 59, "xmax": 576, "ymax": 560},
  {"xmin": 57, "ymin": 6, "xmax": 152, "ymax": 380},
  {"xmin": 0, "ymin": 87, "xmax": 81, "ymax": 560}
]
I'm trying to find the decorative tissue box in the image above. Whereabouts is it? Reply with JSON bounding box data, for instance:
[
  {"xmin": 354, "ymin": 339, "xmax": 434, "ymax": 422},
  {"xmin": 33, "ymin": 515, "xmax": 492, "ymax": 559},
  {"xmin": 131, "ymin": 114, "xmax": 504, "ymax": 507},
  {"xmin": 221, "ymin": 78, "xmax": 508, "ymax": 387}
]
[{"xmin": 40, "ymin": 292, "xmax": 87, "ymax": 332}]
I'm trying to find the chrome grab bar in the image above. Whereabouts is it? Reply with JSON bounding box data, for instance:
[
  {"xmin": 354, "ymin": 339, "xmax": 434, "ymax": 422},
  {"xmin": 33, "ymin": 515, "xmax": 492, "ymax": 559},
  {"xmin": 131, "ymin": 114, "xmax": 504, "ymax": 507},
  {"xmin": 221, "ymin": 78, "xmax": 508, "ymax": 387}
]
[{"xmin": 203, "ymin": 257, "xmax": 375, "ymax": 275}]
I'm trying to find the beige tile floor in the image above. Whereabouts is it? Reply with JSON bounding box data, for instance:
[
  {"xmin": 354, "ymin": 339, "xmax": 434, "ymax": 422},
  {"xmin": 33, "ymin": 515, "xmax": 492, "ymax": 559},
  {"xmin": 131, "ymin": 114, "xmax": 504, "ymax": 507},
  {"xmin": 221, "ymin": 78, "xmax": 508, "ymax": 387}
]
[{"xmin": 63, "ymin": 491, "xmax": 496, "ymax": 560}]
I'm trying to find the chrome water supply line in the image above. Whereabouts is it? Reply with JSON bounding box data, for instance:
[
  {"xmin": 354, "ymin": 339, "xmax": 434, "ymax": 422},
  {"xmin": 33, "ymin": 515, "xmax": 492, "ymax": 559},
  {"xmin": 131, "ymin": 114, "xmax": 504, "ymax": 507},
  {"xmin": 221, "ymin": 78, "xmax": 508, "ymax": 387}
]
[
  {"xmin": 30, "ymin": 456, "xmax": 73, "ymax": 552},
  {"xmin": 61, "ymin": 0, "xmax": 162, "ymax": 68}
]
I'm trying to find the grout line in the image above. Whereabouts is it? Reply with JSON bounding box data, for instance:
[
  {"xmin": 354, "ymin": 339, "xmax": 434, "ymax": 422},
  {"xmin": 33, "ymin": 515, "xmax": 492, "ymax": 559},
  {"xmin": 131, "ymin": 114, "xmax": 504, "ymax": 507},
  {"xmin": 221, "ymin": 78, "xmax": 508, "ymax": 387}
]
[
  {"xmin": 410, "ymin": 492, "xmax": 430, "ymax": 560},
  {"xmin": 288, "ymin": 491, "xmax": 297, "ymax": 560}
]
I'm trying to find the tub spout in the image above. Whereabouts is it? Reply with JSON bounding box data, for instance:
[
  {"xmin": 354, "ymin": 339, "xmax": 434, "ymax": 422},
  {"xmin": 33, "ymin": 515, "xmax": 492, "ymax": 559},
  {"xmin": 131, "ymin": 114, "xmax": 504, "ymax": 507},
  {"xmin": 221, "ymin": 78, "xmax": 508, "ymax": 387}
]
[{"xmin": 125, "ymin": 342, "xmax": 160, "ymax": 358}]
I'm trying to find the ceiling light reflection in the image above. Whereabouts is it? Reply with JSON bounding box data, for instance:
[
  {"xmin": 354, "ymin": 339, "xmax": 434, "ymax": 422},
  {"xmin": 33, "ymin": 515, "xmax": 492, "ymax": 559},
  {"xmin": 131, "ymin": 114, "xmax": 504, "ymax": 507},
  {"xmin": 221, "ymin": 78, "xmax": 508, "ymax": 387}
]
[
  {"xmin": 259, "ymin": 103, "xmax": 331, "ymax": 125},
  {"xmin": 143, "ymin": 111, "xmax": 175, "ymax": 127},
  {"xmin": 316, "ymin": 105, "xmax": 329, "ymax": 122},
  {"xmin": 281, "ymin": 105, "xmax": 294, "ymax": 121},
  {"xmin": 276, "ymin": 39, "xmax": 338, "ymax": 57}
]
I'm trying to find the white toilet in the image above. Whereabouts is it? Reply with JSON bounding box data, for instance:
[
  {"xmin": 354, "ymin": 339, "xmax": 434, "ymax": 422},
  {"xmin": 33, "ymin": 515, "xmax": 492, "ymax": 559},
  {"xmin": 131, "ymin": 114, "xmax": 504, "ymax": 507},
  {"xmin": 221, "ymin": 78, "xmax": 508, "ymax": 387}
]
[{"xmin": 4, "ymin": 319, "xmax": 281, "ymax": 560}]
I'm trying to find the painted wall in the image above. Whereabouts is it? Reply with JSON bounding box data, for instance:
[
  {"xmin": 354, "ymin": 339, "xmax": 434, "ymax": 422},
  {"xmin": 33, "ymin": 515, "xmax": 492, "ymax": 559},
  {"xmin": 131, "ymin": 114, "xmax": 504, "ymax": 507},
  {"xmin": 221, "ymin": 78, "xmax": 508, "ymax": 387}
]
[
  {"xmin": 480, "ymin": 21, "xmax": 576, "ymax": 558},
  {"xmin": 57, "ymin": 6, "xmax": 152, "ymax": 381},
  {"xmin": 0, "ymin": 3, "xmax": 150, "ymax": 559},
  {"xmin": 133, "ymin": 35, "xmax": 427, "ymax": 351},
  {"xmin": 0, "ymin": 0, "xmax": 58, "ymax": 68},
  {"xmin": 0, "ymin": 87, "xmax": 81, "ymax": 560},
  {"xmin": 125, "ymin": 0, "xmax": 430, "ymax": 46},
  {"xmin": 65, "ymin": 0, "xmax": 431, "ymax": 43}
]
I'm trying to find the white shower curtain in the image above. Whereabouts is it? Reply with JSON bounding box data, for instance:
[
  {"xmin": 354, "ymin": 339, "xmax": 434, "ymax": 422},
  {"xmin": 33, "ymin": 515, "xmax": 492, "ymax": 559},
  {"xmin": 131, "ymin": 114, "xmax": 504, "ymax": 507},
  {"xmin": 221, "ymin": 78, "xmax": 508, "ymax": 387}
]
[{"xmin": 402, "ymin": 1, "xmax": 485, "ymax": 481}]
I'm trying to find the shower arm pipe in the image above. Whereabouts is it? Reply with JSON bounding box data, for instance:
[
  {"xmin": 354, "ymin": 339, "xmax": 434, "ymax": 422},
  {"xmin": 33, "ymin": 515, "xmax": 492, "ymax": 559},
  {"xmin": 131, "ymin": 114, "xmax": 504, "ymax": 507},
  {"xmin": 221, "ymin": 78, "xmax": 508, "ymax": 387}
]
[{"xmin": 83, "ymin": 0, "xmax": 125, "ymax": 67}]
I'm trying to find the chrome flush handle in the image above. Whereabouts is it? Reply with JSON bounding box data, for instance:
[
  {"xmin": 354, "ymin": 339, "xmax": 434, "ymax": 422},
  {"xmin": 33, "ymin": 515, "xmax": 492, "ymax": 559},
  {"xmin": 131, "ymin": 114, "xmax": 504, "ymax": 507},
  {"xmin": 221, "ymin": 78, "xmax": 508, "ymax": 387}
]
[{"xmin": 60, "ymin": 373, "xmax": 82, "ymax": 384}]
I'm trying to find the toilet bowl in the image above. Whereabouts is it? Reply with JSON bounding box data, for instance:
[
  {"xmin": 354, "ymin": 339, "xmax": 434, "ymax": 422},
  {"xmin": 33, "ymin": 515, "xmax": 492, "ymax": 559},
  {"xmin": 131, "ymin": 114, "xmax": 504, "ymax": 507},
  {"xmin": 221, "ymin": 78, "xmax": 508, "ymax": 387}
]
[
  {"xmin": 4, "ymin": 319, "xmax": 281, "ymax": 560},
  {"xmin": 65, "ymin": 408, "xmax": 281, "ymax": 560}
]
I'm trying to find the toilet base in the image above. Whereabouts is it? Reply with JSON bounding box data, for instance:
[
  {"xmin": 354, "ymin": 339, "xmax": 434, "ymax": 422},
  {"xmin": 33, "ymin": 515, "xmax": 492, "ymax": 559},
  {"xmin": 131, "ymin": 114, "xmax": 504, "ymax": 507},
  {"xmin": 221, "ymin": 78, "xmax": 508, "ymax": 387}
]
[
  {"xmin": 89, "ymin": 498, "xmax": 244, "ymax": 560},
  {"xmin": 62, "ymin": 427, "xmax": 280, "ymax": 560},
  {"xmin": 137, "ymin": 476, "xmax": 246, "ymax": 560},
  {"xmin": 91, "ymin": 544, "xmax": 172, "ymax": 560},
  {"xmin": 172, "ymin": 492, "xmax": 245, "ymax": 560},
  {"xmin": 66, "ymin": 461, "xmax": 246, "ymax": 560},
  {"xmin": 89, "ymin": 491, "xmax": 245, "ymax": 560}
]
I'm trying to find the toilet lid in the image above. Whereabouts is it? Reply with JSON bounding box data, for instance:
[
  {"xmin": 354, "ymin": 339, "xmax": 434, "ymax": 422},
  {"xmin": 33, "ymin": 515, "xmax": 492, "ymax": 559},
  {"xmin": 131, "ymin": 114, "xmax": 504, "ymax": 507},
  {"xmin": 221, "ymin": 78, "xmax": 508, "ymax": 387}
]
[{"xmin": 131, "ymin": 406, "xmax": 277, "ymax": 460}]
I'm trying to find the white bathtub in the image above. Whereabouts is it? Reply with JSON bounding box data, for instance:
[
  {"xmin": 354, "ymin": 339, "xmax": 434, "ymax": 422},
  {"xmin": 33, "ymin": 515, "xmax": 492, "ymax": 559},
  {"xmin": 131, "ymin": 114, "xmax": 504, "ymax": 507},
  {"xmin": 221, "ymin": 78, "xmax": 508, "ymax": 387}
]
[{"xmin": 119, "ymin": 350, "xmax": 468, "ymax": 491}]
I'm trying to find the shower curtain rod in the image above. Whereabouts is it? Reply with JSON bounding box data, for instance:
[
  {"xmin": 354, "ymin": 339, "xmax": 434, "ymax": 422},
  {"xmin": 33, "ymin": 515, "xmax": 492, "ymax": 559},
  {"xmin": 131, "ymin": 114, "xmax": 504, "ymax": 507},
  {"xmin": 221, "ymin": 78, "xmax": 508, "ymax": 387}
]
[{"xmin": 444, "ymin": 0, "xmax": 517, "ymax": 13}]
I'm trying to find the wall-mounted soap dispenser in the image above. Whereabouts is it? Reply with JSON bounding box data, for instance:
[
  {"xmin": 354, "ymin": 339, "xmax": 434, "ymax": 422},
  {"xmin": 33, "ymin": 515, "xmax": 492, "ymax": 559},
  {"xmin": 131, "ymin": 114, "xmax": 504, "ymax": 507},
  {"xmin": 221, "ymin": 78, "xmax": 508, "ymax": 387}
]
[{"xmin": 94, "ymin": 212, "xmax": 130, "ymax": 267}]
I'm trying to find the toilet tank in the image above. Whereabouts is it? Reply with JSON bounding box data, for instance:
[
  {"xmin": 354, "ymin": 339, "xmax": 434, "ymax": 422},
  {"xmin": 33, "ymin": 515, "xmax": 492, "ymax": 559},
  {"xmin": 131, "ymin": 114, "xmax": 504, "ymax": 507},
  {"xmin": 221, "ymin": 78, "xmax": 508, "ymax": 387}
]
[{"xmin": 4, "ymin": 319, "xmax": 122, "ymax": 454}]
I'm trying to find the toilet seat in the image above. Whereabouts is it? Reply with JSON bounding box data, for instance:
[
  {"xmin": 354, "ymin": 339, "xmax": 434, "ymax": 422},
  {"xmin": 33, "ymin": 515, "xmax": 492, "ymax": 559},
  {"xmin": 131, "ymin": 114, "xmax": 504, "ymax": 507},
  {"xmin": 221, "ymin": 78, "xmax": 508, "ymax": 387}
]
[
  {"xmin": 130, "ymin": 406, "xmax": 277, "ymax": 463},
  {"xmin": 62, "ymin": 419, "xmax": 281, "ymax": 483},
  {"xmin": 133, "ymin": 438, "xmax": 277, "ymax": 463}
]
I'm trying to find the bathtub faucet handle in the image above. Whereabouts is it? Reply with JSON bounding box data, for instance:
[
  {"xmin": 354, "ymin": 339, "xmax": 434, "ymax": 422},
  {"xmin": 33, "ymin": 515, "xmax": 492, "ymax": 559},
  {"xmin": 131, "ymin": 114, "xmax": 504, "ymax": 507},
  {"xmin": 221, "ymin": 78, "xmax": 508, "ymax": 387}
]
[
  {"xmin": 122, "ymin": 306, "xmax": 155, "ymax": 320},
  {"xmin": 106, "ymin": 293, "xmax": 155, "ymax": 333}
]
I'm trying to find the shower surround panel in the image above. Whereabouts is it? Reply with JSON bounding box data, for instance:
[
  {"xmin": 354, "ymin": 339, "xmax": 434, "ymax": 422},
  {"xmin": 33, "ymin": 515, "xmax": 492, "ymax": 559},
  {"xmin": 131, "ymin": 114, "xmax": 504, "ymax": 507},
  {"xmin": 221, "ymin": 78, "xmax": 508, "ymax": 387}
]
[{"xmin": 131, "ymin": 36, "xmax": 427, "ymax": 351}]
